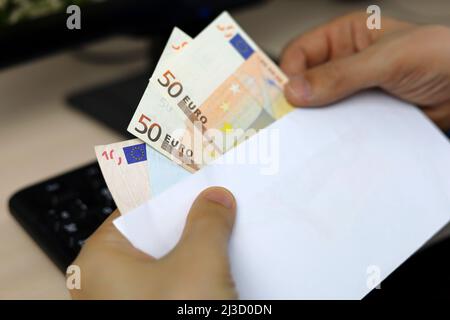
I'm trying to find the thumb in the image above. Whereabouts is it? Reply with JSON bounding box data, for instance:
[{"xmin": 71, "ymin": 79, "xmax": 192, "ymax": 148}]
[
  {"xmin": 171, "ymin": 187, "xmax": 236, "ymax": 269},
  {"xmin": 85, "ymin": 210, "xmax": 129, "ymax": 246},
  {"xmin": 80, "ymin": 209, "xmax": 153, "ymax": 259},
  {"xmin": 284, "ymin": 49, "xmax": 383, "ymax": 107}
]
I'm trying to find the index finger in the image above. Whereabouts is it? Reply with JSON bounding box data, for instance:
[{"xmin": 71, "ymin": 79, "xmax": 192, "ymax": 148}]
[{"xmin": 280, "ymin": 11, "xmax": 412, "ymax": 76}]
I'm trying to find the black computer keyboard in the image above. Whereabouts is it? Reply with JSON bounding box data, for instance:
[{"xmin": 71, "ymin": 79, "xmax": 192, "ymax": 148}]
[{"xmin": 9, "ymin": 162, "xmax": 116, "ymax": 272}]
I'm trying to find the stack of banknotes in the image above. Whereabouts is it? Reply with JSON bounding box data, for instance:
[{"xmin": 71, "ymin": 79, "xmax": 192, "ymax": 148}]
[{"xmin": 95, "ymin": 11, "xmax": 293, "ymax": 214}]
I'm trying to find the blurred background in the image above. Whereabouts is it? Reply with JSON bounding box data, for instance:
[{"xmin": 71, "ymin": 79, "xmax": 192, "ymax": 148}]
[{"xmin": 1, "ymin": 0, "xmax": 450, "ymax": 299}]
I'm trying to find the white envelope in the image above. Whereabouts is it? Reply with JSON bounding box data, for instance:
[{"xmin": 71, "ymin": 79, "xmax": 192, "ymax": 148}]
[{"xmin": 114, "ymin": 91, "xmax": 450, "ymax": 299}]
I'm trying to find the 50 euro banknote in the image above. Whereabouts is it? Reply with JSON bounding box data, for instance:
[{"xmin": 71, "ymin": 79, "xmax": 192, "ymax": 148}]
[
  {"xmin": 150, "ymin": 11, "xmax": 293, "ymax": 164},
  {"xmin": 127, "ymin": 27, "xmax": 209, "ymax": 172}
]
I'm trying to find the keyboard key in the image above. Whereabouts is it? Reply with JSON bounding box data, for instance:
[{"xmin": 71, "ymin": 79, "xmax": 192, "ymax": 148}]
[
  {"xmin": 45, "ymin": 182, "xmax": 61, "ymax": 192},
  {"xmin": 47, "ymin": 209, "xmax": 57, "ymax": 218},
  {"xmin": 52, "ymin": 220, "xmax": 61, "ymax": 233},
  {"xmin": 85, "ymin": 166, "xmax": 100, "ymax": 177},
  {"xmin": 73, "ymin": 199, "xmax": 88, "ymax": 211},
  {"xmin": 101, "ymin": 206, "xmax": 114, "ymax": 216},
  {"xmin": 63, "ymin": 222, "xmax": 78, "ymax": 234},
  {"xmin": 100, "ymin": 187, "xmax": 113, "ymax": 202},
  {"xmin": 48, "ymin": 190, "xmax": 78, "ymax": 207},
  {"xmin": 60, "ymin": 210, "xmax": 71, "ymax": 220},
  {"xmin": 66, "ymin": 236, "xmax": 76, "ymax": 249},
  {"xmin": 77, "ymin": 239, "xmax": 86, "ymax": 248}
]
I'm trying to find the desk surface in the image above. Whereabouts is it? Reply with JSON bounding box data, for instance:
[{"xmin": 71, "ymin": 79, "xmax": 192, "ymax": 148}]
[{"xmin": 1, "ymin": 0, "xmax": 449, "ymax": 299}]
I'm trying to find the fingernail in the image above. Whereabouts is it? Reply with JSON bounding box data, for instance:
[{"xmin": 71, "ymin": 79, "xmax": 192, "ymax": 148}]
[
  {"xmin": 286, "ymin": 75, "xmax": 312, "ymax": 103},
  {"xmin": 203, "ymin": 187, "xmax": 235, "ymax": 209}
]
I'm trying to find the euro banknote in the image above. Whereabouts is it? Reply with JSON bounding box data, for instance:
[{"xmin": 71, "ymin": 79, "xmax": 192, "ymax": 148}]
[
  {"xmin": 127, "ymin": 27, "xmax": 206, "ymax": 172},
  {"xmin": 97, "ymin": 12, "xmax": 294, "ymax": 212},
  {"xmin": 97, "ymin": 27, "xmax": 194, "ymax": 214},
  {"xmin": 95, "ymin": 138, "xmax": 190, "ymax": 214},
  {"xmin": 150, "ymin": 11, "xmax": 293, "ymax": 159},
  {"xmin": 95, "ymin": 139, "xmax": 150, "ymax": 214},
  {"xmin": 146, "ymin": 144, "xmax": 190, "ymax": 196}
]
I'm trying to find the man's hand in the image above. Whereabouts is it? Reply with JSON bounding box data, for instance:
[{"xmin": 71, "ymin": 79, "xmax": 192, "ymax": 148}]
[
  {"xmin": 281, "ymin": 12, "xmax": 450, "ymax": 130},
  {"xmin": 70, "ymin": 186, "xmax": 237, "ymax": 299}
]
